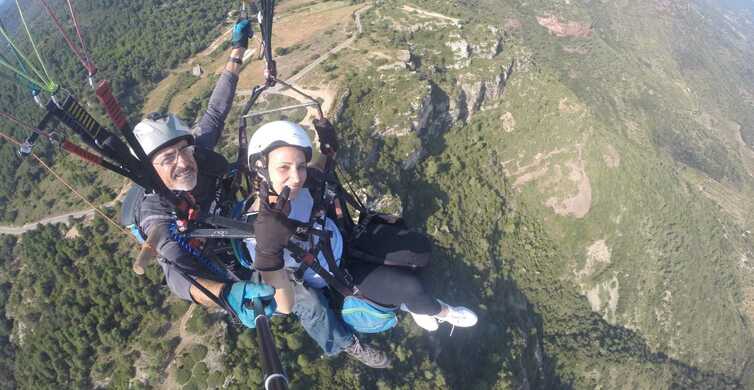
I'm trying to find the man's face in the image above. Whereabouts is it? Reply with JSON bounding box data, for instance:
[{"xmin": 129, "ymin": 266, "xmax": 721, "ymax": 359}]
[{"xmin": 151, "ymin": 139, "xmax": 198, "ymax": 191}]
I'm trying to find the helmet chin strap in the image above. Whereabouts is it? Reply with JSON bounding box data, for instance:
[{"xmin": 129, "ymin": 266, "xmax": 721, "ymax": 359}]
[{"xmin": 254, "ymin": 156, "xmax": 277, "ymax": 196}]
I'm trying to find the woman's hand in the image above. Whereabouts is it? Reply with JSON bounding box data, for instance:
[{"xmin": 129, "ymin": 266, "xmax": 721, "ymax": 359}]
[{"xmin": 252, "ymin": 183, "xmax": 297, "ymax": 271}]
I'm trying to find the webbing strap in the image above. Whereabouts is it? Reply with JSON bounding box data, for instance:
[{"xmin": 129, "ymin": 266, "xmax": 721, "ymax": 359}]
[
  {"xmin": 286, "ymin": 242, "xmax": 355, "ymax": 297},
  {"xmin": 317, "ymin": 226, "xmax": 354, "ymax": 289},
  {"xmin": 260, "ymin": 0, "xmax": 276, "ymax": 83}
]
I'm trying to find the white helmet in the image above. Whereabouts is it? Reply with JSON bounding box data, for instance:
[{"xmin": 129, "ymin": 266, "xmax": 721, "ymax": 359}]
[
  {"xmin": 248, "ymin": 120, "xmax": 313, "ymax": 166},
  {"xmin": 133, "ymin": 113, "xmax": 194, "ymax": 159}
]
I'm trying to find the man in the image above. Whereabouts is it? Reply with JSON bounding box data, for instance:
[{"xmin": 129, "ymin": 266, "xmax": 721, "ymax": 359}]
[{"xmin": 132, "ymin": 19, "xmax": 389, "ymax": 368}]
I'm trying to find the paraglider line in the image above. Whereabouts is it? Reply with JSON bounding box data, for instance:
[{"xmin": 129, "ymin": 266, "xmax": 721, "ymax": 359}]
[{"xmin": 13, "ymin": 0, "xmax": 54, "ymax": 86}]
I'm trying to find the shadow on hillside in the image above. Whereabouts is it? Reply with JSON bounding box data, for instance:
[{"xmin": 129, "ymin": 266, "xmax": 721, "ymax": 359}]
[
  {"xmin": 424, "ymin": 245, "xmax": 570, "ymax": 388},
  {"xmin": 425, "ymin": 233, "xmax": 742, "ymax": 388},
  {"xmin": 390, "ymin": 175, "xmax": 743, "ymax": 389}
]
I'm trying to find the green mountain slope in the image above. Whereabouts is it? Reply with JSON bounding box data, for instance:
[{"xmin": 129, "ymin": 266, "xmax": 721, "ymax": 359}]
[
  {"xmin": 1, "ymin": 0, "xmax": 753, "ymax": 389},
  {"xmin": 323, "ymin": 0, "xmax": 754, "ymax": 387}
]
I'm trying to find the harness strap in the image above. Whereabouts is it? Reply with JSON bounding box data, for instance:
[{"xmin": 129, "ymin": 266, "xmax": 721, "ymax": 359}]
[
  {"xmin": 317, "ymin": 227, "xmax": 354, "ymax": 288},
  {"xmin": 285, "ymin": 242, "xmax": 357, "ymax": 297},
  {"xmin": 163, "ymin": 257, "xmax": 241, "ymax": 324}
]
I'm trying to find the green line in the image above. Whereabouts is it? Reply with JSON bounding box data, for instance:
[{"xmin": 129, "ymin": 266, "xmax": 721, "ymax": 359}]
[
  {"xmin": 15, "ymin": 0, "xmax": 53, "ymax": 83},
  {"xmin": 0, "ymin": 57, "xmax": 49, "ymax": 92},
  {"xmin": 0, "ymin": 49, "xmax": 44, "ymax": 88},
  {"xmin": 5, "ymin": 42, "xmax": 39, "ymax": 93},
  {"xmin": 0, "ymin": 24, "xmax": 49, "ymax": 88}
]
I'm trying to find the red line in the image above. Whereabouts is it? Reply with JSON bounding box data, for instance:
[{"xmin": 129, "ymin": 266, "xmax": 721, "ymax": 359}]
[
  {"xmin": 66, "ymin": 0, "xmax": 95, "ymax": 74},
  {"xmin": 0, "ymin": 111, "xmax": 53, "ymax": 139},
  {"xmin": 38, "ymin": 0, "xmax": 94, "ymax": 75}
]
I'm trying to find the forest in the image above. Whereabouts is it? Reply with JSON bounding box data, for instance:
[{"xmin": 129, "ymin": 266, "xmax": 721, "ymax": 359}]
[
  {"xmin": 0, "ymin": 0, "xmax": 753, "ymax": 388},
  {"xmin": 0, "ymin": 0, "xmax": 228, "ymax": 223}
]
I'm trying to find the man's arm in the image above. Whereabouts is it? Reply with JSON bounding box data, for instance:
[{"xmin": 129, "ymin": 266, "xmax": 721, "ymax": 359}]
[
  {"xmin": 189, "ymin": 278, "xmax": 226, "ymax": 307},
  {"xmin": 140, "ymin": 195, "xmax": 229, "ymax": 304},
  {"xmin": 193, "ymin": 47, "xmax": 246, "ymax": 150}
]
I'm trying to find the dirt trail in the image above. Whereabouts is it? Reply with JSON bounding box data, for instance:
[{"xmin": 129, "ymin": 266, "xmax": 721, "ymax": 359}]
[
  {"xmin": 0, "ymin": 181, "xmax": 131, "ymax": 236},
  {"xmin": 190, "ymin": 27, "xmax": 233, "ymax": 65},
  {"xmin": 160, "ymin": 304, "xmax": 199, "ymax": 390},
  {"xmin": 402, "ymin": 4, "xmax": 460, "ymax": 24},
  {"xmin": 235, "ymin": 4, "xmax": 370, "ymax": 121},
  {"xmin": 286, "ymin": 4, "xmax": 372, "ymax": 85}
]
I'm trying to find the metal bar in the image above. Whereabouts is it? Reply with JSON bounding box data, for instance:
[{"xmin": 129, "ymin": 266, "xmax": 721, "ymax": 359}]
[
  {"xmin": 253, "ymin": 298, "xmax": 288, "ymax": 390},
  {"xmin": 186, "ymin": 229, "xmax": 254, "ymax": 239},
  {"xmin": 242, "ymin": 101, "xmax": 318, "ymax": 119},
  {"xmin": 275, "ymin": 79, "xmax": 324, "ymax": 119},
  {"xmin": 202, "ymin": 215, "xmax": 255, "ymax": 232}
]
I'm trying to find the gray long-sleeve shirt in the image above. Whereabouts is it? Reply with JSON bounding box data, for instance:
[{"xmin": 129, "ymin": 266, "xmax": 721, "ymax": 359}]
[{"xmin": 138, "ymin": 70, "xmax": 238, "ymax": 301}]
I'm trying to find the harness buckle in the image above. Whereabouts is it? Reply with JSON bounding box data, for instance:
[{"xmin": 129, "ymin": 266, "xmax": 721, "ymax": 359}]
[{"xmin": 352, "ymin": 211, "xmax": 376, "ymax": 240}]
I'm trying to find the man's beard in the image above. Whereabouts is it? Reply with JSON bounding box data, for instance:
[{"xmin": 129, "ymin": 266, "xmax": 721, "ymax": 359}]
[{"xmin": 171, "ymin": 168, "xmax": 197, "ymax": 191}]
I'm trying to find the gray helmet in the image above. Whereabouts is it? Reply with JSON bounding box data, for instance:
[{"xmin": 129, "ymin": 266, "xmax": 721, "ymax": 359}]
[{"xmin": 133, "ymin": 113, "xmax": 194, "ymax": 159}]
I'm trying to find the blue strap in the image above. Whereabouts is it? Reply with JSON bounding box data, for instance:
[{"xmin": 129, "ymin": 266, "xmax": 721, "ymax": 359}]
[{"xmin": 168, "ymin": 221, "xmax": 232, "ymax": 280}]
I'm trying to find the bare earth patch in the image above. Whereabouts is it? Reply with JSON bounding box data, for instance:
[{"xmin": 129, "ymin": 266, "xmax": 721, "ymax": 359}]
[
  {"xmin": 402, "ymin": 4, "xmax": 461, "ymax": 25},
  {"xmin": 536, "ymin": 15, "xmax": 592, "ymax": 38},
  {"xmin": 585, "ymin": 276, "xmax": 620, "ymax": 324},
  {"xmin": 503, "ymin": 18, "xmax": 522, "ymax": 32},
  {"xmin": 741, "ymin": 286, "xmax": 754, "ymax": 324},
  {"xmin": 503, "ymin": 144, "xmax": 593, "ymax": 218},
  {"xmin": 513, "ymin": 165, "xmax": 549, "ymax": 187},
  {"xmin": 603, "ymin": 144, "xmax": 620, "ymax": 168},
  {"xmin": 562, "ymin": 45, "xmax": 589, "ymax": 55},
  {"xmin": 545, "ymin": 149, "xmax": 592, "ymax": 218},
  {"xmin": 65, "ymin": 226, "xmax": 80, "ymax": 240},
  {"xmin": 501, "ymin": 111, "xmax": 516, "ymax": 132},
  {"xmin": 576, "ymin": 239, "xmax": 611, "ymax": 279},
  {"xmin": 502, "ymin": 148, "xmax": 567, "ymax": 184},
  {"xmin": 558, "ymin": 97, "xmax": 585, "ymax": 114},
  {"xmin": 575, "ymin": 240, "xmax": 619, "ymax": 323}
]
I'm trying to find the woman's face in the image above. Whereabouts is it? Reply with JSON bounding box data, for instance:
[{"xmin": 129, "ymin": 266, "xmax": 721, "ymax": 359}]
[{"xmin": 266, "ymin": 146, "xmax": 307, "ymax": 200}]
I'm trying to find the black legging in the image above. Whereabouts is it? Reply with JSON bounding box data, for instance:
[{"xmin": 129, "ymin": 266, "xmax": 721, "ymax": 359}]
[{"xmin": 345, "ymin": 221, "xmax": 442, "ymax": 315}]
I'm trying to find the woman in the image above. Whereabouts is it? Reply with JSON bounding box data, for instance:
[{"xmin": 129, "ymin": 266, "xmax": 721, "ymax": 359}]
[{"xmin": 245, "ymin": 120, "xmax": 477, "ymax": 332}]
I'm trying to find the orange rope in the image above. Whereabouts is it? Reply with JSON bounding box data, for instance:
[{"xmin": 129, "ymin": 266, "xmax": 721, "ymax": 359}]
[{"xmin": 0, "ymin": 130, "xmax": 140, "ymax": 243}]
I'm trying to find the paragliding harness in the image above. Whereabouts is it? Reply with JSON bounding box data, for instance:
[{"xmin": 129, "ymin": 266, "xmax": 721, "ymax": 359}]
[
  {"xmin": 297, "ymin": 165, "xmax": 402, "ymax": 334},
  {"xmin": 0, "ymin": 1, "xmax": 288, "ymax": 388},
  {"xmin": 192, "ymin": 0, "xmax": 401, "ymax": 333}
]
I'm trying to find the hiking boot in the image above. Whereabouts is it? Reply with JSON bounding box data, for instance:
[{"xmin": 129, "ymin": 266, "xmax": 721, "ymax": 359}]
[
  {"xmin": 401, "ymin": 304, "xmax": 439, "ymax": 331},
  {"xmin": 344, "ymin": 336, "xmax": 391, "ymax": 368},
  {"xmin": 435, "ymin": 300, "xmax": 478, "ymax": 328}
]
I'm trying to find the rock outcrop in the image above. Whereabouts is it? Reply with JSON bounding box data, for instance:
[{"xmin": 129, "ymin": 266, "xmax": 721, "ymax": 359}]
[
  {"xmin": 446, "ymin": 34, "xmax": 471, "ymax": 69},
  {"xmin": 471, "ymin": 27, "xmax": 504, "ymax": 59},
  {"xmin": 453, "ymin": 60, "xmax": 515, "ymax": 121},
  {"xmin": 332, "ymin": 88, "xmax": 351, "ymax": 123},
  {"xmin": 402, "ymin": 82, "xmax": 453, "ymax": 169}
]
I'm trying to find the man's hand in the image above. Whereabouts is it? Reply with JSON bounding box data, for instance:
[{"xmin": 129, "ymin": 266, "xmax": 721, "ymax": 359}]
[
  {"xmin": 313, "ymin": 118, "xmax": 339, "ymax": 155},
  {"xmin": 232, "ymin": 18, "xmax": 252, "ymax": 49},
  {"xmin": 222, "ymin": 281, "xmax": 276, "ymax": 328},
  {"xmin": 253, "ymin": 183, "xmax": 297, "ymax": 271}
]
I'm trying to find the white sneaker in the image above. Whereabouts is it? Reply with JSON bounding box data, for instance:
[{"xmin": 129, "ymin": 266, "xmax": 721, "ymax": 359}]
[
  {"xmin": 434, "ymin": 300, "xmax": 478, "ymax": 328},
  {"xmin": 401, "ymin": 304, "xmax": 439, "ymax": 331}
]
